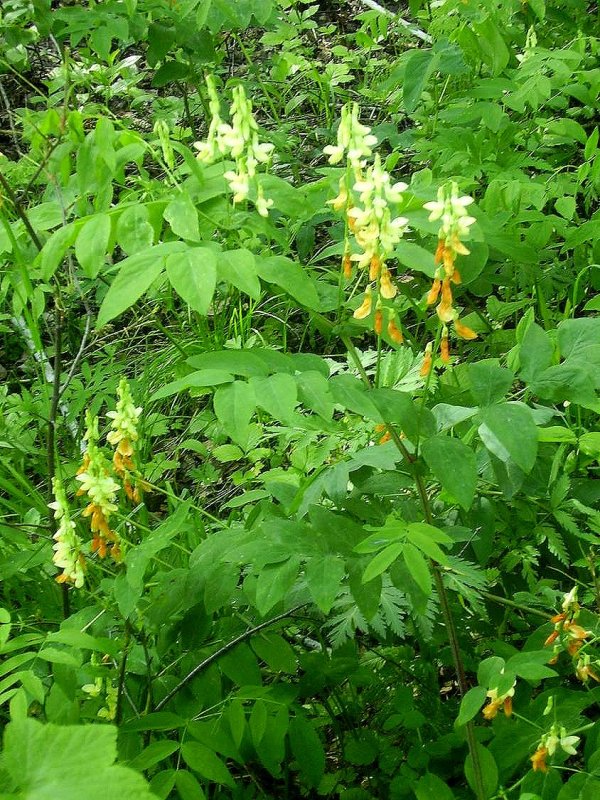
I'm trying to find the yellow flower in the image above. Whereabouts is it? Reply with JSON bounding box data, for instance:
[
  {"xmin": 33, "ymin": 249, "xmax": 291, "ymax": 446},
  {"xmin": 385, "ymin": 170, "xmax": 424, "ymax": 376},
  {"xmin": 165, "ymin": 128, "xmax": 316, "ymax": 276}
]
[{"xmin": 353, "ymin": 287, "xmax": 372, "ymax": 320}]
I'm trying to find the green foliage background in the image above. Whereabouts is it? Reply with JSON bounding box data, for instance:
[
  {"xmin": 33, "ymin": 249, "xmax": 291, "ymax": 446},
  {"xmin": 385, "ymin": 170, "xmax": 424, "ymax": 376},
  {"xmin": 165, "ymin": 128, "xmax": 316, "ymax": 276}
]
[{"xmin": 1, "ymin": 1, "xmax": 600, "ymax": 799}]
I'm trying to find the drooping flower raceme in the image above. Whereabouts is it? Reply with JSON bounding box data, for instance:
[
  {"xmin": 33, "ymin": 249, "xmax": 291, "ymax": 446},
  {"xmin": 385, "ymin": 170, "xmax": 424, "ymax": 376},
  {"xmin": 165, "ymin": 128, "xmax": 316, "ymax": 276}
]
[
  {"xmin": 107, "ymin": 378, "xmax": 144, "ymax": 503},
  {"xmin": 323, "ymin": 101, "xmax": 378, "ymax": 168},
  {"xmin": 76, "ymin": 413, "xmax": 121, "ymax": 560},
  {"xmin": 49, "ymin": 478, "xmax": 85, "ymax": 588},
  {"xmin": 194, "ymin": 76, "xmax": 274, "ymax": 216},
  {"xmin": 424, "ymin": 181, "xmax": 477, "ymax": 344}
]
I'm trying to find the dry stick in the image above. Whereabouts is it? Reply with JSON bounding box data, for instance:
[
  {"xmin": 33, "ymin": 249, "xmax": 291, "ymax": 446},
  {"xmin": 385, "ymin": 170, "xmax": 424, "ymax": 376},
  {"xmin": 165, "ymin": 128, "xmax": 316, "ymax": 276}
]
[
  {"xmin": 341, "ymin": 334, "xmax": 486, "ymax": 800},
  {"xmin": 155, "ymin": 605, "xmax": 307, "ymax": 711},
  {"xmin": 355, "ymin": 0, "xmax": 432, "ymax": 43}
]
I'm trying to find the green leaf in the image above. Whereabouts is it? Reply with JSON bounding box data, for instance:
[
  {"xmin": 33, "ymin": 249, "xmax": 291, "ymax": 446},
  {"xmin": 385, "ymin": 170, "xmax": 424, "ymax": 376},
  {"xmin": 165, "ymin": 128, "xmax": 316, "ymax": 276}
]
[
  {"xmin": 149, "ymin": 369, "xmax": 234, "ymax": 402},
  {"xmin": 405, "ymin": 522, "xmax": 450, "ymax": 564},
  {"xmin": 256, "ymin": 255, "xmax": 320, "ymax": 309},
  {"xmin": 479, "ymin": 403, "xmax": 538, "ymax": 473},
  {"xmin": 250, "ymin": 373, "xmax": 297, "ymax": 423},
  {"xmin": 519, "ymin": 323, "xmax": 553, "ymax": 383},
  {"xmin": 455, "ymin": 686, "xmax": 487, "ymax": 727},
  {"xmin": 164, "ymin": 191, "xmax": 200, "ymax": 241},
  {"xmin": 363, "ymin": 543, "xmax": 404, "ymax": 583},
  {"xmin": 580, "ymin": 432, "xmax": 600, "ymax": 458},
  {"xmin": 393, "ymin": 241, "xmax": 435, "ymax": 277},
  {"xmin": 116, "ymin": 205, "xmax": 154, "ymax": 255},
  {"xmin": 39, "ymin": 224, "xmax": 76, "ymax": 280},
  {"xmin": 2, "ymin": 718, "xmax": 155, "ymax": 799},
  {"xmin": 295, "ymin": 371, "xmax": 334, "ymax": 420},
  {"xmin": 97, "ymin": 247, "xmax": 167, "ymax": 327},
  {"xmin": 255, "ymin": 556, "xmax": 300, "ymax": 615},
  {"xmin": 468, "ymin": 360, "xmax": 514, "ymax": 406},
  {"xmin": 217, "ymin": 249, "xmax": 261, "ymax": 299},
  {"xmin": 0, "ymin": 608, "xmax": 11, "ymax": 649},
  {"xmin": 213, "ymin": 380, "xmax": 256, "ymax": 448},
  {"xmin": 415, "ymin": 774, "xmax": 456, "ymax": 800},
  {"xmin": 166, "ymin": 248, "xmax": 217, "ymax": 315},
  {"xmin": 402, "ymin": 543, "xmax": 431, "ymax": 596},
  {"xmin": 152, "ymin": 61, "xmax": 190, "ymax": 87},
  {"xmin": 251, "ymin": 633, "xmax": 297, "ymax": 673},
  {"xmin": 75, "ymin": 213, "xmax": 111, "ymax": 278},
  {"xmin": 306, "ymin": 555, "xmax": 346, "ymax": 613},
  {"xmin": 504, "ymin": 651, "xmax": 558, "ymax": 681},
  {"xmin": 404, "ymin": 50, "xmax": 439, "ymax": 113},
  {"xmin": 128, "ymin": 741, "xmax": 180, "ymax": 771},
  {"xmin": 181, "ymin": 742, "xmax": 234, "ymax": 787},
  {"xmin": 465, "ymin": 744, "xmax": 498, "ymax": 798},
  {"xmin": 289, "ymin": 715, "xmax": 325, "ymax": 789},
  {"xmin": 421, "ymin": 435, "xmax": 478, "ymax": 510},
  {"xmin": 174, "ymin": 770, "xmax": 206, "ymax": 800}
]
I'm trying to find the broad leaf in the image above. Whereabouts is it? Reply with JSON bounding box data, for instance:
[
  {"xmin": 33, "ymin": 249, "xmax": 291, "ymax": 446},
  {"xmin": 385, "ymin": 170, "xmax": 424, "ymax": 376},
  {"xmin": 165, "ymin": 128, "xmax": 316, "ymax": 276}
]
[
  {"xmin": 166, "ymin": 247, "xmax": 217, "ymax": 315},
  {"xmin": 479, "ymin": 403, "xmax": 538, "ymax": 473},
  {"xmin": 421, "ymin": 435, "xmax": 478, "ymax": 510}
]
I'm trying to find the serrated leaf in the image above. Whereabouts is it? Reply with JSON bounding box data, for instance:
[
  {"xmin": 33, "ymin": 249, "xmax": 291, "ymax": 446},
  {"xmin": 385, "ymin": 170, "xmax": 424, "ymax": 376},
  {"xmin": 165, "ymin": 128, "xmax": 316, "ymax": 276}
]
[{"xmin": 3, "ymin": 718, "xmax": 155, "ymax": 799}]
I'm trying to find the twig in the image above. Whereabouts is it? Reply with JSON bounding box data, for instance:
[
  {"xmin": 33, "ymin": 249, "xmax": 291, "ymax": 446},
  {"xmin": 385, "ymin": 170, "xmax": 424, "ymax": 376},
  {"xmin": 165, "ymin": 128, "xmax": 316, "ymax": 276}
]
[
  {"xmin": 355, "ymin": 0, "xmax": 432, "ymax": 43},
  {"xmin": 155, "ymin": 605, "xmax": 307, "ymax": 711}
]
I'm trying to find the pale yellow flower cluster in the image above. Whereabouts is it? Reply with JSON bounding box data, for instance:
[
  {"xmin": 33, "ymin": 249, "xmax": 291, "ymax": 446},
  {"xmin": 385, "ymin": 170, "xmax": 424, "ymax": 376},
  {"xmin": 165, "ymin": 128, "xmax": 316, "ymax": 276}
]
[
  {"xmin": 49, "ymin": 478, "xmax": 85, "ymax": 588},
  {"xmin": 76, "ymin": 413, "xmax": 121, "ymax": 560},
  {"xmin": 325, "ymin": 103, "xmax": 409, "ymax": 342},
  {"xmin": 194, "ymin": 76, "xmax": 274, "ymax": 216}
]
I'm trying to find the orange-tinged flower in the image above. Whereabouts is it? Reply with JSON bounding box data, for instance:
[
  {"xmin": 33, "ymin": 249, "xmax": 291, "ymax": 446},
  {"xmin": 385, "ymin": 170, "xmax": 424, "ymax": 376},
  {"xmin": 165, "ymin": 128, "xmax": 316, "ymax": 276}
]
[
  {"xmin": 369, "ymin": 254, "xmax": 382, "ymax": 280},
  {"xmin": 482, "ymin": 699, "xmax": 502, "ymax": 720},
  {"xmin": 374, "ymin": 307, "xmax": 383, "ymax": 335},
  {"xmin": 427, "ymin": 279, "xmax": 441, "ymax": 305},
  {"xmin": 420, "ymin": 345, "xmax": 433, "ymax": 377},
  {"xmin": 436, "ymin": 299, "xmax": 455, "ymax": 323},
  {"xmin": 454, "ymin": 318, "xmax": 478, "ymax": 340},
  {"xmin": 441, "ymin": 278, "xmax": 453, "ymax": 304},
  {"xmin": 451, "ymin": 234, "xmax": 470, "ymax": 256},
  {"xmin": 441, "ymin": 332, "xmax": 450, "ymax": 364},
  {"xmin": 347, "ymin": 213, "xmax": 356, "ymax": 232},
  {"xmin": 544, "ymin": 630, "xmax": 560, "ymax": 647},
  {"xmin": 531, "ymin": 746, "xmax": 549, "ymax": 772},
  {"xmin": 387, "ymin": 318, "xmax": 404, "ymax": 344},
  {"xmin": 503, "ymin": 696, "xmax": 513, "ymax": 717},
  {"xmin": 353, "ymin": 288, "xmax": 372, "ymax": 320},
  {"xmin": 434, "ymin": 239, "xmax": 445, "ymax": 265},
  {"xmin": 443, "ymin": 247, "xmax": 455, "ymax": 275},
  {"xmin": 576, "ymin": 657, "xmax": 600, "ymax": 683},
  {"xmin": 451, "ymin": 267, "xmax": 462, "ymax": 284},
  {"xmin": 343, "ymin": 253, "xmax": 352, "ymax": 279},
  {"xmin": 379, "ymin": 268, "xmax": 397, "ymax": 299}
]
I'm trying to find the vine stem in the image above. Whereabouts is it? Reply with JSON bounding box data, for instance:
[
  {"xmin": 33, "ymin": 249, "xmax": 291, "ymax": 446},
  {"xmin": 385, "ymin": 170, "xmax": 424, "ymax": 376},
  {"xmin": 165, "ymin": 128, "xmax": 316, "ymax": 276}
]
[
  {"xmin": 155, "ymin": 605, "xmax": 307, "ymax": 711},
  {"xmin": 342, "ymin": 332, "xmax": 486, "ymax": 800}
]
